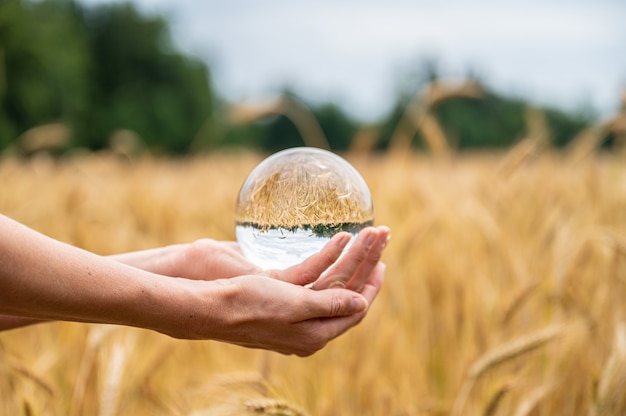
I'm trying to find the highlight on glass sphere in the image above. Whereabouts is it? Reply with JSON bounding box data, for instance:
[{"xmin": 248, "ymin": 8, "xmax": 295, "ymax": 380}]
[{"xmin": 235, "ymin": 147, "xmax": 374, "ymax": 270}]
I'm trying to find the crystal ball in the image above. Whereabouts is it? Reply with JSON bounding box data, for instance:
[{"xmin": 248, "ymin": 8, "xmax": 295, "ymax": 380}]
[{"xmin": 235, "ymin": 147, "xmax": 374, "ymax": 270}]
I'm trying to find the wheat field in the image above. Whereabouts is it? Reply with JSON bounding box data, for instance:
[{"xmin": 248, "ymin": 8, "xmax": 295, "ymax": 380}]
[{"xmin": 1, "ymin": 148, "xmax": 625, "ymax": 415}]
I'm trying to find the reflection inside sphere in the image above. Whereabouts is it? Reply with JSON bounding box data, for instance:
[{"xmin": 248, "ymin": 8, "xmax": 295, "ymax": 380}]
[{"xmin": 235, "ymin": 147, "xmax": 374, "ymax": 269}]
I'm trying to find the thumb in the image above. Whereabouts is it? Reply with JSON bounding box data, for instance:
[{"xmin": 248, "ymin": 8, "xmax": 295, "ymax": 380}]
[
  {"xmin": 324, "ymin": 291, "xmax": 369, "ymax": 317},
  {"xmin": 347, "ymin": 295, "xmax": 369, "ymax": 314}
]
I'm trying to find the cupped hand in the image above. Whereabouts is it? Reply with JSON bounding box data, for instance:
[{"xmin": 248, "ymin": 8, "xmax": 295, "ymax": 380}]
[
  {"xmin": 111, "ymin": 226, "xmax": 389, "ymax": 355},
  {"xmin": 112, "ymin": 226, "xmax": 390, "ymax": 293},
  {"xmin": 162, "ymin": 260, "xmax": 386, "ymax": 356},
  {"xmin": 274, "ymin": 226, "xmax": 390, "ymax": 292}
]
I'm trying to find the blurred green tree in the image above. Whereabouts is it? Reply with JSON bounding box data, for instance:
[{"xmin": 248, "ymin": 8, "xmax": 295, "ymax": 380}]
[
  {"xmin": 0, "ymin": 0, "xmax": 89, "ymax": 150},
  {"xmin": 433, "ymin": 91, "xmax": 527, "ymax": 149},
  {"xmin": 79, "ymin": 2, "xmax": 214, "ymax": 152},
  {"xmin": 0, "ymin": 0, "xmax": 214, "ymax": 153},
  {"xmin": 313, "ymin": 102, "xmax": 358, "ymax": 151}
]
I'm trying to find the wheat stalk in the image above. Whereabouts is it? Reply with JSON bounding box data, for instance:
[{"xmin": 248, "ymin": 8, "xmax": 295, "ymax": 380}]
[
  {"xmin": 483, "ymin": 378, "xmax": 515, "ymax": 416},
  {"xmin": 99, "ymin": 342, "xmax": 129, "ymax": 416},
  {"xmin": 187, "ymin": 373, "xmax": 309, "ymax": 416},
  {"xmin": 469, "ymin": 325, "xmax": 563, "ymax": 379},
  {"xmin": 69, "ymin": 325, "xmax": 116, "ymax": 416},
  {"xmin": 227, "ymin": 95, "xmax": 330, "ymax": 150},
  {"xmin": 388, "ymin": 79, "xmax": 482, "ymax": 158},
  {"xmin": 452, "ymin": 325, "xmax": 564, "ymax": 416},
  {"xmin": 497, "ymin": 138, "xmax": 539, "ymax": 179},
  {"xmin": 244, "ymin": 398, "xmax": 309, "ymax": 416},
  {"xmin": 591, "ymin": 322, "xmax": 626, "ymax": 416},
  {"xmin": 566, "ymin": 98, "xmax": 626, "ymax": 164},
  {"xmin": 513, "ymin": 383, "xmax": 555, "ymax": 416},
  {"xmin": 501, "ymin": 281, "xmax": 541, "ymax": 327}
]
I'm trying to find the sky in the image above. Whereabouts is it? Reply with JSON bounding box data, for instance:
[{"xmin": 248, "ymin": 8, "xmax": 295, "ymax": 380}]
[{"xmin": 81, "ymin": 0, "xmax": 626, "ymax": 121}]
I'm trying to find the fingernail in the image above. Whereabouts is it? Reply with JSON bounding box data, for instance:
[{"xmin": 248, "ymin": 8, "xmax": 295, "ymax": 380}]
[
  {"xmin": 365, "ymin": 230, "xmax": 378, "ymax": 247},
  {"xmin": 337, "ymin": 233, "xmax": 351, "ymax": 249},
  {"xmin": 349, "ymin": 296, "xmax": 369, "ymax": 313},
  {"xmin": 383, "ymin": 234, "xmax": 391, "ymax": 248}
]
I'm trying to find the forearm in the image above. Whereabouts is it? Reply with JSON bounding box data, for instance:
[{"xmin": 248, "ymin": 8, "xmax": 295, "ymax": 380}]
[
  {"xmin": 107, "ymin": 244, "xmax": 184, "ymax": 275},
  {"xmin": 0, "ymin": 214, "xmax": 189, "ymax": 333},
  {"xmin": 0, "ymin": 315, "xmax": 46, "ymax": 331},
  {"xmin": 108, "ymin": 239, "xmax": 261, "ymax": 281}
]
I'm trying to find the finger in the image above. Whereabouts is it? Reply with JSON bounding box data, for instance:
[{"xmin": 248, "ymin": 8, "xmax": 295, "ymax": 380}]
[
  {"xmin": 311, "ymin": 227, "xmax": 378, "ymax": 290},
  {"xmin": 269, "ymin": 232, "xmax": 351, "ymax": 285},
  {"xmin": 313, "ymin": 262, "xmax": 384, "ymax": 321},
  {"xmin": 299, "ymin": 263, "xmax": 385, "ymax": 355},
  {"xmin": 312, "ymin": 227, "xmax": 385, "ymax": 290},
  {"xmin": 345, "ymin": 227, "xmax": 389, "ymax": 292},
  {"xmin": 308, "ymin": 263, "xmax": 385, "ymax": 346},
  {"xmin": 286, "ymin": 264, "xmax": 385, "ymax": 356},
  {"xmin": 358, "ymin": 262, "xmax": 386, "ymax": 305}
]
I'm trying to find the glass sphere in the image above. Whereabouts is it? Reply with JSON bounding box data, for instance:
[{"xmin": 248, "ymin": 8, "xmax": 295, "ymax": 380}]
[{"xmin": 235, "ymin": 147, "xmax": 374, "ymax": 269}]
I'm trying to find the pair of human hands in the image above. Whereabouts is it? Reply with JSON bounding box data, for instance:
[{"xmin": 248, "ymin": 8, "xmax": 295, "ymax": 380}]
[{"xmin": 112, "ymin": 226, "xmax": 390, "ymax": 356}]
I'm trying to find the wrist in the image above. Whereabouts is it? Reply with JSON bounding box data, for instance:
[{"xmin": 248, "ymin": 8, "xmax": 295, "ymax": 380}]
[
  {"xmin": 141, "ymin": 276, "xmax": 240, "ymax": 340},
  {"xmin": 108, "ymin": 243, "xmax": 189, "ymax": 276}
]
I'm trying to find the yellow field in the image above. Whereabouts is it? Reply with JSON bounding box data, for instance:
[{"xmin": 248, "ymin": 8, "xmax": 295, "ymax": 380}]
[{"xmin": 1, "ymin": 149, "xmax": 625, "ymax": 415}]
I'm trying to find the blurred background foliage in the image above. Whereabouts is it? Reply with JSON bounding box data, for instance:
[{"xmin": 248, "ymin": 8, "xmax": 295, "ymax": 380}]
[{"xmin": 0, "ymin": 0, "xmax": 601, "ymax": 155}]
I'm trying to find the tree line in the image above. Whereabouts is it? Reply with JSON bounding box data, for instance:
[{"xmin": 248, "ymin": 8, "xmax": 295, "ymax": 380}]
[{"xmin": 0, "ymin": 0, "xmax": 597, "ymax": 155}]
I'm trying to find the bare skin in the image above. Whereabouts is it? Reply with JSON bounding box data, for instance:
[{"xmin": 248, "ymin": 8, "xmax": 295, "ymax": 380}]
[{"xmin": 0, "ymin": 214, "xmax": 389, "ymax": 356}]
